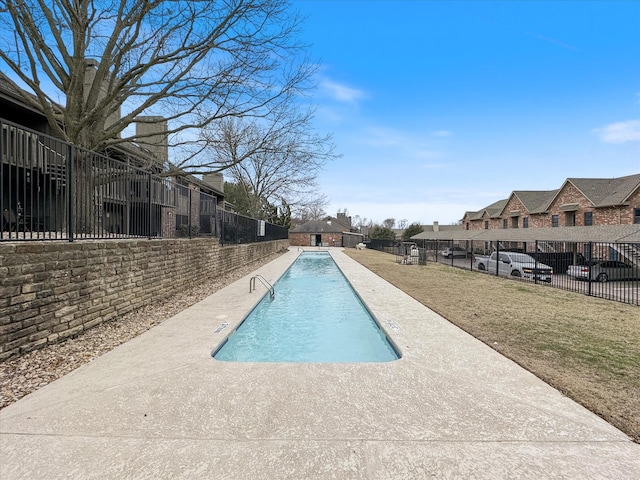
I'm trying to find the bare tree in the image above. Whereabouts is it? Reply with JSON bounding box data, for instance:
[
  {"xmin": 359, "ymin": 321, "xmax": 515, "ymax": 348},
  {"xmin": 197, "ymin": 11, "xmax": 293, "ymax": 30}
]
[
  {"xmin": 293, "ymin": 195, "xmax": 329, "ymax": 223},
  {"xmin": 398, "ymin": 219, "xmax": 408, "ymax": 229},
  {"xmin": 208, "ymin": 104, "xmax": 338, "ymax": 218},
  {"xmin": 383, "ymin": 218, "xmax": 396, "ymax": 229},
  {"xmin": 0, "ymin": 0, "xmax": 311, "ymax": 169}
]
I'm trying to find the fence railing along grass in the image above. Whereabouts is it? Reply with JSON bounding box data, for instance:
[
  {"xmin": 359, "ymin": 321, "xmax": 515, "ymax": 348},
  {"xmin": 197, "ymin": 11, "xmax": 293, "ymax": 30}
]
[{"xmin": 365, "ymin": 238, "xmax": 640, "ymax": 306}]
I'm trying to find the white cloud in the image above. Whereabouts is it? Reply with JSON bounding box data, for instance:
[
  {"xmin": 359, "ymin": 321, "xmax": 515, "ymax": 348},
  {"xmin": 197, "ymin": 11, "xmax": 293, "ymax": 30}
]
[
  {"xmin": 431, "ymin": 130, "xmax": 452, "ymax": 137},
  {"xmin": 593, "ymin": 120, "xmax": 640, "ymax": 143},
  {"xmin": 320, "ymin": 79, "xmax": 366, "ymax": 103}
]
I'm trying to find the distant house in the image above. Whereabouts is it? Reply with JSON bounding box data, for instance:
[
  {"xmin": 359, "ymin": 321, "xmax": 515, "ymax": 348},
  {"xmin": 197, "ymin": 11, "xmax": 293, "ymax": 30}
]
[{"xmin": 289, "ymin": 213, "xmax": 363, "ymax": 247}]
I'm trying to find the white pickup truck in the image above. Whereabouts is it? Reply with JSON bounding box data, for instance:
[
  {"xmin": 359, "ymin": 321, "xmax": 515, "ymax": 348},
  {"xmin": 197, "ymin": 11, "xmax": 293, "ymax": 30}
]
[{"xmin": 474, "ymin": 251, "xmax": 553, "ymax": 282}]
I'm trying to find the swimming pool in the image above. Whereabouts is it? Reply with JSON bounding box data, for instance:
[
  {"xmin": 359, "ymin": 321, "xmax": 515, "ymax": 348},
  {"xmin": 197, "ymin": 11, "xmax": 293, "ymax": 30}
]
[{"xmin": 213, "ymin": 251, "xmax": 400, "ymax": 362}]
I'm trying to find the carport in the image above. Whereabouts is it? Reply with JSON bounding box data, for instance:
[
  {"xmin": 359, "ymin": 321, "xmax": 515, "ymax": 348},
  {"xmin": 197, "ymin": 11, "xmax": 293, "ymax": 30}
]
[{"xmin": 411, "ymin": 224, "xmax": 640, "ymax": 244}]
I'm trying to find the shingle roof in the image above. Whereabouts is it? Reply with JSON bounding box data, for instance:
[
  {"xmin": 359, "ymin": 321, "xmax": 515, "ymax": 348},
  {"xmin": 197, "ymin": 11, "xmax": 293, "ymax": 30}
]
[
  {"xmin": 567, "ymin": 174, "xmax": 640, "ymax": 207},
  {"xmin": 512, "ymin": 190, "xmax": 559, "ymax": 214},
  {"xmin": 463, "ymin": 198, "xmax": 509, "ymax": 221},
  {"xmin": 290, "ymin": 220, "xmax": 344, "ymax": 234},
  {"xmin": 0, "ymin": 72, "xmax": 23, "ymax": 98},
  {"xmin": 464, "ymin": 174, "xmax": 639, "ymax": 221},
  {"xmin": 0, "ymin": 72, "xmax": 44, "ymax": 115},
  {"xmin": 421, "ymin": 224, "xmax": 463, "ymax": 232}
]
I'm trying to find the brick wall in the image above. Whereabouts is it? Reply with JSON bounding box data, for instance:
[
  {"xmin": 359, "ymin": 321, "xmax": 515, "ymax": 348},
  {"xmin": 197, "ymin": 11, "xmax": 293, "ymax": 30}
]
[
  {"xmin": 288, "ymin": 233, "xmax": 343, "ymax": 247},
  {"xmin": 0, "ymin": 238, "xmax": 289, "ymax": 361}
]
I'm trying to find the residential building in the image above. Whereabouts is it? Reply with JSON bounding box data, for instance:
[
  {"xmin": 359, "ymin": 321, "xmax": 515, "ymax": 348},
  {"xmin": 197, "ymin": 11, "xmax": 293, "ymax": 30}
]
[
  {"xmin": 289, "ymin": 213, "xmax": 361, "ymax": 247},
  {"xmin": 1, "ymin": 71, "xmax": 226, "ymax": 238},
  {"xmin": 463, "ymin": 174, "xmax": 640, "ymax": 231}
]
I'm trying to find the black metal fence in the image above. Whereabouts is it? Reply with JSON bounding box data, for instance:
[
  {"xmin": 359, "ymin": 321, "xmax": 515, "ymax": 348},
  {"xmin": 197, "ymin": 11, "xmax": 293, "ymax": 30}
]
[
  {"xmin": 428, "ymin": 239, "xmax": 639, "ymax": 306},
  {"xmin": 1, "ymin": 119, "xmax": 288, "ymax": 244},
  {"xmin": 366, "ymin": 237, "xmax": 640, "ymax": 306}
]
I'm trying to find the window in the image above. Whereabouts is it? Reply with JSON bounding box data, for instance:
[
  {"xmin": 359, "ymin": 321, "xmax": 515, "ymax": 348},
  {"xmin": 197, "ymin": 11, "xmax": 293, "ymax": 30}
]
[
  {"xmin": 511, "ymin": 216, "xmax": 519, "ymax": 228},
  {"xmin": 503, "ymin": 219, "xmax": 508, "ymax": 229},
  {"xmin": 484, "ymin": 220, "xmax": 489, "ymax": 230},
  {"xmin": 552, "ymin": 215, "xmax": 559, "ymax": 227},
  {"xmin": 634, "ymin": 208, "xmax": 640, "ymax": 224},
  {"xmin": 465, "ymin": 222, "xmax": 469, "ymax": 230},
  {"xmin": 584, "ymin": 212, "xmax": 593, "ymax": 226},
  {"xmin": 565, "ymin": 211, "xmax": 575, "ymax": 227},
  {"xmin": 176, "ymin": 214, "xmax": 189, "ymax": 230},
  {"xmin": 523, "ymin": 217, "xmax": 529, "ymax": 228}
]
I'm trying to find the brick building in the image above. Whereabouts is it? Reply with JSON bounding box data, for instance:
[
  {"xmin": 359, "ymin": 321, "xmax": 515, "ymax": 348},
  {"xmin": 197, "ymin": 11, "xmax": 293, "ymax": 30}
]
[
  {"xmin": 289, "ymin": 213, "xmax": 358, "ymax": 247},
  {"xmin": 463, "ymin": 174, "xmax": 640, "ymax": 231}
]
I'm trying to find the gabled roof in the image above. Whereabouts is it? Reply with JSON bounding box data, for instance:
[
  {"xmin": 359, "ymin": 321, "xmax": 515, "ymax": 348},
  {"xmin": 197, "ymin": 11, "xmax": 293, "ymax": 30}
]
[
  {"xmin": 326, "ymin": 215, "xmax": 350, "ymax": 231},
  {"xmin": 464, "ymin": 173, "xmax": 639, "ymax": 222},
  {"xmin": 564, "ymin": 174, "xmax": 640, "ymax": 207},
  {"xmin": 465, "ymin": 198, "xmax": 508, "ymax": 220},
  {"xmin": 484, "ymin": 198, "xmax": 508, "ymax": 217},
  {"xmin": 290, "ymin": 219, "xmax": 344, "ymax": 234},
  {"xmin": 510, "ymin": 190, "xmax": 559, "ymax": 214}
]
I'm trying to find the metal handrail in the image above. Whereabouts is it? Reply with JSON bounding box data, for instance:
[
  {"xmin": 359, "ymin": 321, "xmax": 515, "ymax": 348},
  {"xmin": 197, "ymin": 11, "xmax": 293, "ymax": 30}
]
[{"xmin": 250, "ymin": 275, "xmax": 275, "ymax": 300}]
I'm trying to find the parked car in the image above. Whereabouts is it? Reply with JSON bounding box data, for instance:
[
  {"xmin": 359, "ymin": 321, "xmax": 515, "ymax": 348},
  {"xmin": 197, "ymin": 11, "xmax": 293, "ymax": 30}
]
[
  {"xmin": 566, "ymin": 260, "xmax": 640, "ymax": 282},
  {"xmin": 475, "ymin": 251, "xmax": 553, "ymax": 282},
  {"xmin": 441, "ymin": 246, "xmax": 467, "ymax": 258}
]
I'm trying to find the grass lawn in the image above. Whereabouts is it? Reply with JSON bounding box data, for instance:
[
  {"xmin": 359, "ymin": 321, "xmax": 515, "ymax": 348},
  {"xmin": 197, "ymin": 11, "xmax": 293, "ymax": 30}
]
[{"xmin": 344, "ymin": 248, "xmax": 640, "ymax": 443}]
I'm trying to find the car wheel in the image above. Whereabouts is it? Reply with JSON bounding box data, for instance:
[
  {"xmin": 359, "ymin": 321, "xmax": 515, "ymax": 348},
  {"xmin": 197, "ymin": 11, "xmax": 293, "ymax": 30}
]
[
  {"xmin": 478, "ymin": 264, "xmax": 486, "ymax": 271},
  {"xmin": 596, "ymin": 272, "xmax": 608, "ymax": 283},
  {"xmin": 511, "ymin": 270, "xmax": 521, "ymax": 277}
]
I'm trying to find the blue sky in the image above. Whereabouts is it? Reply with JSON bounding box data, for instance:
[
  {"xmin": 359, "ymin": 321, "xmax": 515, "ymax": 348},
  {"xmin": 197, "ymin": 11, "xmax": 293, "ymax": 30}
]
[{"xmin": 295, "ymin": 0, "xmax": 640, "ymax": 226}]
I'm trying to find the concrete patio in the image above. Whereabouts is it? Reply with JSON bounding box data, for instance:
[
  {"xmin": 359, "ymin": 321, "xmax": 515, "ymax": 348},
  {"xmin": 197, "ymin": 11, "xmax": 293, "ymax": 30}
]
[{"xmin": 1, "ymin": 248, "xmax": 639, "ymax": 479}]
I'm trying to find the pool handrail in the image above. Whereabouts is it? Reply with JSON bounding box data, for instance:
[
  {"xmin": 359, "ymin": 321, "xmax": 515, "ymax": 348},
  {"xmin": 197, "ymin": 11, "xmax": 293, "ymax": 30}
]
[{"xmin": 249, "ymin": 274, "xmax": 275, "ymax": 300}]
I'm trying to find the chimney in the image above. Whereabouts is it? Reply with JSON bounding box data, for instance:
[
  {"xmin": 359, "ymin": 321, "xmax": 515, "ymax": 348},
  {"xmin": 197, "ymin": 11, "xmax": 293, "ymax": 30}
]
[
  {"xmin": 337, "ymin": 212, "xmax": 351, "ymax": 228},
  {"xmin": 202, "ymin": 172, "xmax": 224, "ymax": 193},
  {"xmin": 84, "ymin": 59, "xmax": 121, "ymax": 136},
  {"xmin": 135, "ymin": 116, "xmax": 169, "ymax": 166},
  {"xmin": 433, "ymin": 221, "xmax": 439, "ymax": 232}
]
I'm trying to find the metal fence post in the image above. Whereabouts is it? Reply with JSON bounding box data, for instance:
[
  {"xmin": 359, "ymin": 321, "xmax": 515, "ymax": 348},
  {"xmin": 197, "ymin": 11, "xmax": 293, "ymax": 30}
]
[
  {"xmin": 219, "ymin": 210, "xmax": 224, "ymax": 246},
  {"xmin": 587, "ymin": 241, "xmax": 593, "ymax": 297},
  {"xmin": 188, "ymin": 188, "xmax": 192, "ymax": 239},
  {"xmin": 449, "ymin": 239, "xmax": 454, "ymax": 266},
  {"xmin": 148, "ymin": 172, "xmax": 152, "ymax": 240},
  {"xmin": 534, "ymin": 240, "xmax": 539, "ymax": 284},
  {"xmin": 67, "ymin": 144, "xmax": 74, "ymax": 242}
]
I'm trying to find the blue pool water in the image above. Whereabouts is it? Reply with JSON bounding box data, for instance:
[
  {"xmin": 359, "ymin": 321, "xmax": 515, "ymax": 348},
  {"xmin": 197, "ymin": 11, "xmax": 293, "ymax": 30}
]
[{"xmin": 213, "ymin": 251, "xmax": 399, "ymax": 362}]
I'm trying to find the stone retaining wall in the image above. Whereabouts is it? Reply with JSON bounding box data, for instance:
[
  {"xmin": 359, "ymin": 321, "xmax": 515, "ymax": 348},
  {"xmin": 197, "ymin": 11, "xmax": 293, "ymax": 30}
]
[{"xmin": 0, "ymin": 238, "xmax": 288, "ymax": 361}]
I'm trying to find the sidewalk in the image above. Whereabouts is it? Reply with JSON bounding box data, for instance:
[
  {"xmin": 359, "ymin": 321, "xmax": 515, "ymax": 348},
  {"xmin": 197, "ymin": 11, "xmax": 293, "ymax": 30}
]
[{"xmin": 2, "ymin": 248, "xmax": 639, "ymax": 479}]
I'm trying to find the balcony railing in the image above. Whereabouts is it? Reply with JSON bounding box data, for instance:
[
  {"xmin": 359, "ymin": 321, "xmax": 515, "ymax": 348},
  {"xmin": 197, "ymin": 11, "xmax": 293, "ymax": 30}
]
[{"xmin": 1, "ymin": 119, "xmax": 288, "ymax": 244}]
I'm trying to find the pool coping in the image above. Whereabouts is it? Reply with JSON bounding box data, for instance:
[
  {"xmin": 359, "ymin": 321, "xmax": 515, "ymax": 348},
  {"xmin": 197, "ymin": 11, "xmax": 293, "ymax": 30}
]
[{"xmin": 1, "ymin": 247, "xmax": 639, "ymax": 479}]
